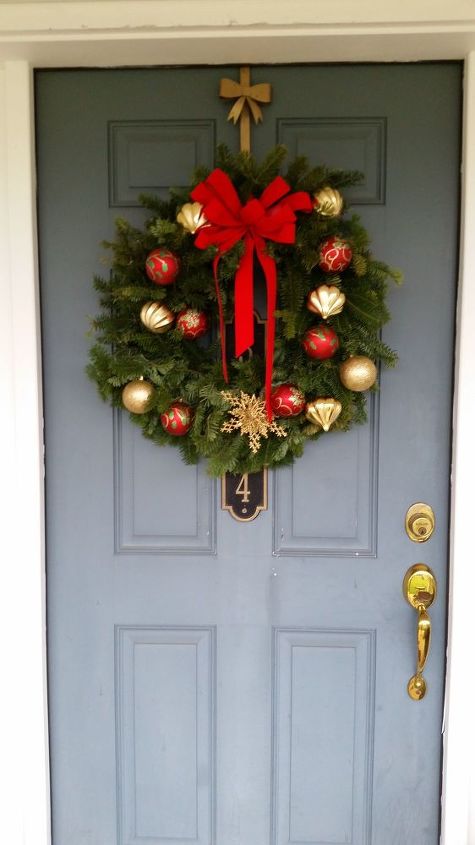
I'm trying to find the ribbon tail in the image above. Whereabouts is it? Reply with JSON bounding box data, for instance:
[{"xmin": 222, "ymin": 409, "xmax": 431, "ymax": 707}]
[
  {"xmin": 212, "ymin": 255, "xmax": 229, "ymax": 383},
  {"xmin": 227, "ymin": 97, "xmax": 246, "ymax": 124},
  {"xmin": 234, "ymin": 237, "xmax": 255, "ymax": 358},
  {"xmin": 257, "ymin": 248, "xmax": 277, "ymax": 421},
  {"xmin": 246, "ymin": 97, "xmax": 263, "ymax": 124}
]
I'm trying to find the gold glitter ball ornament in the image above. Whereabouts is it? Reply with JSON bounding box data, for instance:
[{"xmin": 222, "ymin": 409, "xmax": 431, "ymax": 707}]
[
  {"xmin": 221, "ymin": 391, "xmax": 287, "ymax": 454},
  {"xmin": 313, "ymin": 186, "xmax": 344, "ymax": 217},
  {"xmin": 140, "ymin": 301, "xmax": 175, "ymax": 334},
  {"xmin": 122, "ymin": 379, "xmax": 155, "ymax": 414},
  {"xmin": 305, "ymin": 398, "xmax": 342, "ymax": 432},
  {"xmin": 339, "ymin": 356, "xmax": 377, "ymax": 392},
  {"xmin": 176, "ymin": 201, "xmax": 208, "ymax": 234},
  {"xmin": 307, "ymin": 285, "xmax": 346, "ymax": 320}
]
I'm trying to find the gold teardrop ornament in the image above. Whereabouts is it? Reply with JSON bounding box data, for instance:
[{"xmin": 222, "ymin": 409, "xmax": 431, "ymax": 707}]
[
  {"xmin": 305, "ymin": 398, "xmax": 342, "ymax": 431},
  {"xmin": 176, "ymin": 201, "xmax": 208, "ymax": 234},
  {"xmin": 313, "ymin": 186, "xmax": 344, "ymax": 218},
  {"xmin": 122, "ymin": 379, "xmax": 155, "ymax": 414},
  {"xmin": 306, "ymin": 285, "xmax": 346, "ymax": 320},
  {"xmin": 339, "ymin": 356, "xmax": 377, "ymax": 392},
  {"xmin": 140, "ymin": 301, "xmax": 175, "ymax": 334}
]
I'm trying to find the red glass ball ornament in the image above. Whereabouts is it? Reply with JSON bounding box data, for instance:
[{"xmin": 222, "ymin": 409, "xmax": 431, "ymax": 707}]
[
  {"xmin": 176, "ymin": 308, "xmax": 209, "ymax": 339},
  {"xmin": 270, "ymin": 384, "xmax": 306, "ymax": 418},
  {"xmin": 160, "ymin": 402, "xmax": 193, "ymax": 436},
  {"xmin": 302, "ymin": 324, "xmax": 340, "ymax": 359},
  {"xmin": 145, "ymin": 248, "xmax": 180, "ymax": 285},
  {"xmin": 318, "ymin": 236, "xmax": 352, "ymax": 273}
]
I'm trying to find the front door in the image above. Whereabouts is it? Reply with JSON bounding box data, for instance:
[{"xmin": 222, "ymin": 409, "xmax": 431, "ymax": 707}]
[{"xmin": 37, "ymin": 64, "xmax": 461, "ymax": 845}]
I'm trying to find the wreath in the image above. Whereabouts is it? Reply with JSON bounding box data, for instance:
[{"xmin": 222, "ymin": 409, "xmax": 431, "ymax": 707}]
[{"xmin": 87, "ymin": 145, "xmax": 399, "ymax": 476}]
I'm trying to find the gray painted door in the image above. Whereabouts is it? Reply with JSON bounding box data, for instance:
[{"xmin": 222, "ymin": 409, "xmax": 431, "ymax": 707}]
[{"xmin": 37, "ymin": 64, "xmax": 461, "ymax": 845}]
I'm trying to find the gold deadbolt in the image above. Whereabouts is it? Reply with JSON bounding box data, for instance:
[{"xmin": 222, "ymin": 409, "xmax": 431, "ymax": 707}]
[{"xmin": 405, "ymin": 503, "xmax": 435, "ymax": 543}]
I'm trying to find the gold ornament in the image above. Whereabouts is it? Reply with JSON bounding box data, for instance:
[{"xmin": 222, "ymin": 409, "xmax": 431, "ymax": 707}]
[
  {"xmin": 305, "ymin": 398, "xmax": 342, "ymax": 432},
  {"xmin": 221, "ymin": 391, "xmax": 286, "ymax": 454},
  {"xmin": 140, "ymin": 301, "xmax": 175, "ymax": 333},
  {"xmin": 307, "ymin": 285, "xmax": 346, "ymax": 320},
  {"xmin": 339, "ymin": 356, "xmax": 377, "ymax": 392},
  {"xmin": 176, "ymin": 202, "xmax": 208, "ymax": 234},
  {"xmin": 313, "ymin": 186, "xmax": 344, "ymax": 217},
  {"xmin": 122, "ymin": 378, "xmax": 154, "ymax": 414}
]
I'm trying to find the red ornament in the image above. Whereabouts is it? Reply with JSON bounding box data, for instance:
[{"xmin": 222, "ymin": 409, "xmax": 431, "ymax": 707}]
[
  {"xmin": 145, "ymin": 248, "xmax": 180, "ymax": 285},
  {"xmin": 318, "ymin": 236, "xmax": 352, "ymax": 273},
  {"xmin": 176, "ymin": 308, "xmax": 208, "ymax": 339},
  {"xmin": 302, "ymin": 324, "xmax": 340, "ymax": 359},
  {"xmin": 160, "ymin": 402, "xmax": 193, "ymax": 436},
  {"xmin": 270, "ymin": 384, "xmax": 306, "ymax": 417}
]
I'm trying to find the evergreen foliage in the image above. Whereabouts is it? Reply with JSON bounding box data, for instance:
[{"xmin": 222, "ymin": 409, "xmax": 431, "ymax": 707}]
[{"xmin": 87, "ymin": 145, "xmax": 399, "ymax": 475}]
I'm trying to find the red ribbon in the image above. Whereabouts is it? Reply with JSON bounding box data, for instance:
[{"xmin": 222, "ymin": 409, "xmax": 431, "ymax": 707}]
[{"xmin": 191, "ymin": 169, "xmax": 312, "ymax": 419}]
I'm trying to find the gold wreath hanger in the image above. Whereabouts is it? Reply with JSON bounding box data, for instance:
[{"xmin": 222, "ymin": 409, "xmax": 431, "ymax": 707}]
[{"xmin": 219, "ymin": 66, "xmax": 272, "ymax": 153}]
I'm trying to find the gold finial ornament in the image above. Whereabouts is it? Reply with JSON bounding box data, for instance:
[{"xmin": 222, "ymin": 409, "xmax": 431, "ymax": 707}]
[
  {"xmin": 305, "ymin": 397, "xmax": 342, "ymax": 432},
  {"xmin": 122, "ymin": 378, "xmax": 155, "ymax": 414},
  {"xmin": 307, "ymin": 285, "xmax": 346, "ymax": 320},
  {"xmin": 313, "ymin": 186, "xmax": 344, "ymax": 217},
  {"xmin": 176, "ymin": 202, "xmax": 208, "ymax": 234},
  {"xmin": 221, "ymin": 391, "xmax": 286, "ymax": 454},
  {"xmin": 140, "ymin": 301, "xmax": 175, "ymax": 334},
  {"xmin": 339, "ymin": 356, "xmax": 377, "ymax": 392}
]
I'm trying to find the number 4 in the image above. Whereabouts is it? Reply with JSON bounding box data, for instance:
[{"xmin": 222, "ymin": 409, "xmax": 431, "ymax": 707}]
[{"xmin": 236, "ymin": 473, "xmax": 250, "ymax": 503}]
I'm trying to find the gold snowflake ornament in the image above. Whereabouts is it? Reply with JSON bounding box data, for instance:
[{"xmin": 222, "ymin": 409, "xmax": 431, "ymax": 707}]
[{"xmin": 221, "ymin": 391, "xmax": 287, "ymax": 454}]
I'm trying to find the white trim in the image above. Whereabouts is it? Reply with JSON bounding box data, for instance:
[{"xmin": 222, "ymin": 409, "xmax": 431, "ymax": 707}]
[
  {"xmin": 0, "ymin": 6, "xmax": 474, "ymax": 845},
  {"xmin": 442, "ymin": 51, "xmax": 475, "ymax": 845},
  {"xmin": 0, "ymin": 3, "xmax": 474, "ymax": 65},
  {"xmin": 0, "ymin": 60, "xmax": 50, "ymax": 845}
]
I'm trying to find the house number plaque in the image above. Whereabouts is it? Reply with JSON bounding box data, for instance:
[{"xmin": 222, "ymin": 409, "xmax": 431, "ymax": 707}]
[{"xmin": 221, "ymin": 469, "xmax": 268, "ymax": 522}]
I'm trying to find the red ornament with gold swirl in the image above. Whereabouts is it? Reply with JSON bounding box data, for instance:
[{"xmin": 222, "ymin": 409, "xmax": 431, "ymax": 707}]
[
  {"xmin": 318, "ymin": 236, "xmax": 352, "ymax": 273},
  {"xmin": 270, "ymin": 384, "xmax": 305, "ymax": 417}
]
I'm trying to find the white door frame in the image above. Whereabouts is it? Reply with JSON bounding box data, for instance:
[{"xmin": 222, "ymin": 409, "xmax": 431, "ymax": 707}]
[{"xmin": 1, "ymin": 5, "xmax": 475, "ymax": 844}]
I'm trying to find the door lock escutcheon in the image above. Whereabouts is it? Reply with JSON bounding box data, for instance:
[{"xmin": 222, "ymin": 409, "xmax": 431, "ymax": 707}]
[
  {"xmin": 405, "ymin": 503, "xmax": 435, "ymax": 543},
  {"xmin": 403, "ymin": 564, "xmax": 437, "ymax": 700}
]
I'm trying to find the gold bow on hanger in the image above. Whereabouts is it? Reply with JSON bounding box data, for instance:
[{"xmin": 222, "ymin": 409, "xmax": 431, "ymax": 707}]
[
  {"xmin": 220, "ymin": 78, "xmax": 272, "ymax": 124},
  {"xmin": 219, "ymin": 66, "xmax": 272, "ymax": 152}
]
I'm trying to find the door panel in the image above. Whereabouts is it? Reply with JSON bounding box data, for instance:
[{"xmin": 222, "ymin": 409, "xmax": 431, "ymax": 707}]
[
  {"xmin": 36, "ymin": 64, "xmax": 461, "ymax": 845},
  {"xmin": 115, "ymin": 417, "xmax": 216, "ymax": 554},
  {"xmin": 274, "ymin": 403, "xmax": 378, "ymax": 555},
  {"xmin": 116, "ymin": 626, "xmax": 216, "ymax": 845},
  {"xmin": 272, "ymin": 628, "xmax": 375, "ymax": 844}
]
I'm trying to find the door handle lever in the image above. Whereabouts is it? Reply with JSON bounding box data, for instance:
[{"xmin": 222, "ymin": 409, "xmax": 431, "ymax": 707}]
[{"xmin": 403, "ymin": 564, "xmax": 437, "ymax": 700}]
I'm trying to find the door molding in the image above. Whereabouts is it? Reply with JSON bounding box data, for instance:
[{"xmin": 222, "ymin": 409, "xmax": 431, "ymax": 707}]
[{"xmin": 1, "ymin": 7, "xmax": 474, "ymax": 845}]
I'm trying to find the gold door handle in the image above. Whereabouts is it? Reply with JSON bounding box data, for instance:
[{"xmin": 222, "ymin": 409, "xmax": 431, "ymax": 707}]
[{"xmin": 403, "ymin": 564, "xmax": 437, "ymax": 700}]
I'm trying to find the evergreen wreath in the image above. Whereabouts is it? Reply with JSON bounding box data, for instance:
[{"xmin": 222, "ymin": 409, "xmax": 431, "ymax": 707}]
[{"xmin": 87, "ymin": 145, "xmax": 399, "ymax": 476}]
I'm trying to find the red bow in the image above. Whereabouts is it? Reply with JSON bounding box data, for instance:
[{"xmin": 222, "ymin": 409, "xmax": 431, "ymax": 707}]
[{"xmin": 191, "ymin": 168, "xmax": 312, "ymax": 419}]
